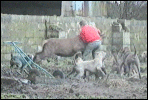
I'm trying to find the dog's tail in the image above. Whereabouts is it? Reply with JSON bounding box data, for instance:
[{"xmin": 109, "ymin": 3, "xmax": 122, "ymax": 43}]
[
  {"xmin": 74, "ymin": 52, "xmax": 82, "ymax": 60},
  {"xmin": 73, "ymin": 52, "xmax": 82, "ymax": 64}
]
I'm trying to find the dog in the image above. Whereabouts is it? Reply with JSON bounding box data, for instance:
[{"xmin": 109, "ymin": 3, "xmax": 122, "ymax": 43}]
[
  {"xmin": 119, "ymin": 45, "xmax": 141, "ymax": 79},
  {"xmin": 27, "ymin": 68, "xmax": 40, "ymax": 84},
  {"xmin": 66, "ymin": 52, "xmax": 84, "ymax": 78},
  {"xmin": 67, "ymin": 51, "xmax": 106, "ymax": 80},
  {"xmin": 119, "ymin": 46, "xmax": 131, "ymax": 60},
  {"xmin": 10, "ymin": 53, "xmax": 34, "ymax": 72},
  {"xmin": 52, "ymin": 69, "xmax": 65, "ymax": 79},
  {"xmin": 139, "ymin": 51, "xmax": 147, "ymax": 63}
]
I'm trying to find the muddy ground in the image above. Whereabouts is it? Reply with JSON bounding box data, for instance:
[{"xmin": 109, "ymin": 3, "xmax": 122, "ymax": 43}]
[{"xmin": 1, "ymin": 60, "xmax": 147, "ymax": 99}]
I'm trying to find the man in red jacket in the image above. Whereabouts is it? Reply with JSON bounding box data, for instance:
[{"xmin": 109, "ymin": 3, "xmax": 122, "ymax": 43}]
[{"xmin": 79, "ymin": 20, "xmax": 102, "ymax": 60}]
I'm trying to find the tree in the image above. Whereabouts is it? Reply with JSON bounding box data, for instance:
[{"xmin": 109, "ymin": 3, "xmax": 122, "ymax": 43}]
[{"xmin": 107, "ymin": 1, "xmax": 147, "ymax": 20}]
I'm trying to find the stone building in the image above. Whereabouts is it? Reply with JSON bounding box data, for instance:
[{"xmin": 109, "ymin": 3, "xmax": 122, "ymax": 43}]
[{"xmin": 1, "ymin": 1, "xmax": 108, "ymax": 17}]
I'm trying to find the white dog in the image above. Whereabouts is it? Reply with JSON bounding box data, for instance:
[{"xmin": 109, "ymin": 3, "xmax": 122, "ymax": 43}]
[{"xmin": 67, "ymin": 51, "xmax": 106, "ymax": 80}]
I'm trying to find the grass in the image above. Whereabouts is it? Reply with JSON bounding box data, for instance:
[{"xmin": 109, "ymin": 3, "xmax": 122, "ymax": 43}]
[{"xmin": 1, "ymin": 93, "xmax": 28, "ymax": 99}]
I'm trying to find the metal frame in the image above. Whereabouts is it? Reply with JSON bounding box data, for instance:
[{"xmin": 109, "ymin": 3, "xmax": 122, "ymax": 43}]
[{"xmin": 3, "ymin": 41, "xmax": 55, "ymax": 78}]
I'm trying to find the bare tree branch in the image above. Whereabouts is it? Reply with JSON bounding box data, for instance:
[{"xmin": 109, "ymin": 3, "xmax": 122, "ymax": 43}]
[{"xmin": 107, "ymin": 1, "xmax": 147, "ymax": 20}]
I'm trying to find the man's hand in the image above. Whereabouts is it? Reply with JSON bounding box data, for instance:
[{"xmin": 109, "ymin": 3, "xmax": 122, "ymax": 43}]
[
  {"xmin": 100, "ymin": 33, "xmax": 106, "ymax": 39},
  {"xmin": 98, "ymin": 29, "xmax": 106, "ymax": 39}
]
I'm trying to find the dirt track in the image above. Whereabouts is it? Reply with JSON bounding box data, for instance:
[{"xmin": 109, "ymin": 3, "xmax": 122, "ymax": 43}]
[{"xmin": 1, "ymin": 62, "xmax": 147, "ymax": 99}]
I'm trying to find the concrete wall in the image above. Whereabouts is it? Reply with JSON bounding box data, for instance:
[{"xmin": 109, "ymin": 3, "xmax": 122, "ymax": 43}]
[{"xmin": 1, "ymin": 14, "xmax": 147, "ymax": 65}]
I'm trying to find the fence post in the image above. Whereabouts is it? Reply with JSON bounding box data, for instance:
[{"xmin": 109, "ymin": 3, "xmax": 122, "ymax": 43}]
[{"xmin": 112, "ymin": 20, "xmax": 130, "ymax": 52}]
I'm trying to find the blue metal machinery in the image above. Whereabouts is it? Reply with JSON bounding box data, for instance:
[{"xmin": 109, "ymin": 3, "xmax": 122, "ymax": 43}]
[{"xmin": 3, "ymin": 41, "xmax": 55, "ymax": 78}]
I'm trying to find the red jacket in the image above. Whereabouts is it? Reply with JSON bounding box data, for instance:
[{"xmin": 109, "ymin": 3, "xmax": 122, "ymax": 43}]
[{"xmin": 79, "ymin": 25, "xmax": 101, "ymax": 43}]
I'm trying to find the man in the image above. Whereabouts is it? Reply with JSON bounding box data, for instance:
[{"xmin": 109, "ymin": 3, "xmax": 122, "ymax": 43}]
[{"xmin": 79, "ymin": 20, "xmax": 102, "ymax": 60}]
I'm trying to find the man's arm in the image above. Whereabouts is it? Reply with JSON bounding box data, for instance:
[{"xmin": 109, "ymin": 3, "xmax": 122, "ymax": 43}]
[
  {"xmin": 98, "ymin": 29, "xmax": 101, "ymax": 35},
  {"xmin": 98, "ymin": 29, "xmax": 105, "ymax": 39},
  {"xmin": 79, "ymin": 29, "xmax": 87, "ymax": 43}
]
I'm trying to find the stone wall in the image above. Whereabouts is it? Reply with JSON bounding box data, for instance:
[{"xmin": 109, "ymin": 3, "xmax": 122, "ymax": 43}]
[
  {"xmin": 1, "ymin": 14, "xmax": 147, "ymax": 65},
  {"xmin": 129, "ymin": 20, "xmax": 147, "ymax": 53}
]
